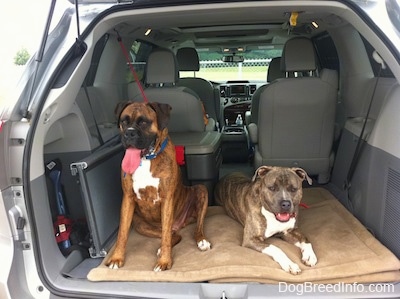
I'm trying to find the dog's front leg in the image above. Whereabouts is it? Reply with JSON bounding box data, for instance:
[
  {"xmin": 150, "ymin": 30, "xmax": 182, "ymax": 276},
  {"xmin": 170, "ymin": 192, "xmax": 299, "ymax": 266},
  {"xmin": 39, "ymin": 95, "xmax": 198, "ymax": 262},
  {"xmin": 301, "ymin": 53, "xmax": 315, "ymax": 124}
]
[
  {"xmin": 193, "ymin": 185, "xmax": 211, "ymax": 251},
  {"xmin": 282, "ymin": 228, "xmax": 317, "ymax": 267},
  {"xmin": 105, "ymin": 186, "xmax": 136, "ymax": 269},
  {"xmin": 262, "ymin": 244, "xmax": 302, "ymax": 275},
  {"xmin": 153, "ymin": 191, "xmax": 174, "ymax": 272},
  {"xmin": 242, "ymin": 221, "xmax": 301, "ymax": 275}
]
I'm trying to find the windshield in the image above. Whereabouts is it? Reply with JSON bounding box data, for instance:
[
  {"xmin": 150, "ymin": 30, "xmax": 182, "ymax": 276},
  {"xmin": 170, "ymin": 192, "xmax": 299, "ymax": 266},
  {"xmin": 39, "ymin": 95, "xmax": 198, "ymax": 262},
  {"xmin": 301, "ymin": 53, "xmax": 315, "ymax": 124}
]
[{"xmin": 180, "ymin": 47, "xmax": 283, "ymax": 83}]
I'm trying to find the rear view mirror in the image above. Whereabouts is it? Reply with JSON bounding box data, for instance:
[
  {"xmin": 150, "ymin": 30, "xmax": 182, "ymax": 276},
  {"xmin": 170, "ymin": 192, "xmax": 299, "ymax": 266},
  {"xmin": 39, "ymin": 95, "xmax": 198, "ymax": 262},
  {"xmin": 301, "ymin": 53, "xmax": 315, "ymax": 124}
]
[{"xmin": 222, "ymin": 55, "xmax": 244, "ymax": 63}]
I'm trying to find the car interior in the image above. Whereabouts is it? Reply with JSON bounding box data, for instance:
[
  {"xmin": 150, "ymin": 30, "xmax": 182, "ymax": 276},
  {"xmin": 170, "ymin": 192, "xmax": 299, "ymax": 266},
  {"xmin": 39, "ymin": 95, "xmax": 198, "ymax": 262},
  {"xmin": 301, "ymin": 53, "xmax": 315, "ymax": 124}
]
[{"xmin": 23, "ymin": 1, "xmax": 400, "ymax": 297}]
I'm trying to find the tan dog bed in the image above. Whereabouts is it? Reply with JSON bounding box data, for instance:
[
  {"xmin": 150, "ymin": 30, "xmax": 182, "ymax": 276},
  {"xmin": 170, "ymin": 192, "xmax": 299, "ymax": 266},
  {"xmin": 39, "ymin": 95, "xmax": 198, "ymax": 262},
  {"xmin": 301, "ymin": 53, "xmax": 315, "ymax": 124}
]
[{"xmin": 88, "ymin": 188, "xmax": 400, "ymax": 283}]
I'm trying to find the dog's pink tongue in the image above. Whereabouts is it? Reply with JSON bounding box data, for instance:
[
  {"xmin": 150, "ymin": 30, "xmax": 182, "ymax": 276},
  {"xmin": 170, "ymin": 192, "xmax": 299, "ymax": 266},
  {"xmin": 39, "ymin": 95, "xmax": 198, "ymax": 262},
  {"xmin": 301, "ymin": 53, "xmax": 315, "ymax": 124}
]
[
  {"xmin": 122, "ymin": 148, "xmax": 142, "ymax": 174},
  {"xmin": 276, "ymin": 213, "xmax": 291, "ymax": 222}
]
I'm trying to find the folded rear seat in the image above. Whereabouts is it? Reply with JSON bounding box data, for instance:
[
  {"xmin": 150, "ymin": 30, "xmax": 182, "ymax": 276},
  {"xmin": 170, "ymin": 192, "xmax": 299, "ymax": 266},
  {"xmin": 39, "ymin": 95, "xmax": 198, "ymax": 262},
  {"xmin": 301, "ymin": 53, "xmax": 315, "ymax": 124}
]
[{"xmin": 130, "ymin": 48, "xmax": 222, "ymax": 201}]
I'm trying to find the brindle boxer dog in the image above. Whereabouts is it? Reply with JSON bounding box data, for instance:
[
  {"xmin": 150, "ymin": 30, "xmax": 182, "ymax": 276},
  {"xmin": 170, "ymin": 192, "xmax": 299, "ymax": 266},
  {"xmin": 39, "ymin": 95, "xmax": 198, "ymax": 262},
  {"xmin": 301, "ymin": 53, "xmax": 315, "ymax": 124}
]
[
  {"xmin": 105, "ymin": 101, "xmax": 211, "ymax": 272},
  {"xmin": 214, "ymin": 166, "xmax": 317, "ymax": 275}
]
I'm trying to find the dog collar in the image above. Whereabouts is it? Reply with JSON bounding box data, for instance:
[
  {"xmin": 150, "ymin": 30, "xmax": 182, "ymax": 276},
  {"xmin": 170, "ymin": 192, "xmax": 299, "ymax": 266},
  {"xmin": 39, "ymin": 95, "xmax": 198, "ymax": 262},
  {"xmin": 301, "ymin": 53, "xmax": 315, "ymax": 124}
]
[{"xmin": 144, "ymin": 138, "xmax": 168, "ymax": 160}]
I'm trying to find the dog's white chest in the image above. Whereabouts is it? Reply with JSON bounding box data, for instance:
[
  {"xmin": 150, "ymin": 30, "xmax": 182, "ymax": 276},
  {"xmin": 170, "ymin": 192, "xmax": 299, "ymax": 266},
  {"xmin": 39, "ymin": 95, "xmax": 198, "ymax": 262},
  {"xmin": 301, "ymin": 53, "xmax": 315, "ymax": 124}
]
[
  {"xmin": 132, "ymin": 159, "xmax": 160, "ymax": 201},
  {"xmin": 261, "ymin": 206, "xmax": 296, "ymax": 238}
]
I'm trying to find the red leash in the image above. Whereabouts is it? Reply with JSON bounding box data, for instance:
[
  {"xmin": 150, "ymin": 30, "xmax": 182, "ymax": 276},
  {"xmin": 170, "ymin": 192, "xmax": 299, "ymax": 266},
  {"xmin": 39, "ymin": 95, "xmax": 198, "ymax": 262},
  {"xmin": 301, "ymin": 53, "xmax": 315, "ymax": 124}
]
[
  {"xmin": 300, "ymin": 202, "xmax": 310, "ymax": 209},
  {"xmin": 116, "ymin": 31, "xmax": 148, "ymax": 103}
]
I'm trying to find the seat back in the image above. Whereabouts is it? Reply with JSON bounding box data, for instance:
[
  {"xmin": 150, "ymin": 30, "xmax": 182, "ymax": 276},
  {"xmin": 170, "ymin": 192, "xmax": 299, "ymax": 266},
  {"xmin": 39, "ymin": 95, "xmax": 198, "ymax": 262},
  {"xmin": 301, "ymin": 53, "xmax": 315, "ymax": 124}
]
[
  {"xmin": 248, "ymin": 57, "xmax": 285, "ymax": 125},
  {"xmin": 130, "ymin": 48, "xmax": 206, "ymax": 133},
  {"xmin": 176, "ymin": 47, "xmax": 222, "ymax": 130},
  {"xmin": 254, "ymin": 37, "xmax": 338, "ymax": 183},
  {"xmin": 267, "ymin": 57, "xmax": 285, "ymax": 82}
]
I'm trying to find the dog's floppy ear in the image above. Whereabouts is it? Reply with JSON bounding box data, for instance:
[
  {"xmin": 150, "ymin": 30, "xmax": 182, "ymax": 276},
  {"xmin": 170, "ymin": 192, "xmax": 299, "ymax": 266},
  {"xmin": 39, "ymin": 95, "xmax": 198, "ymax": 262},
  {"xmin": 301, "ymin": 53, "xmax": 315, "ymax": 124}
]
[
  {"xmin": 252, "ymin": 165, "xmax": 274, "ymax": 181},
  {"xmin": 115, "ymin": 101, "xmax": 131, "ymax": 124},
  {"xmin": 148, "ymin": 102, "xmax": 171, "ymax": 130},
  {"xmin": 292, "ymin": 167, "xmax": 313, "ymax": 185}
]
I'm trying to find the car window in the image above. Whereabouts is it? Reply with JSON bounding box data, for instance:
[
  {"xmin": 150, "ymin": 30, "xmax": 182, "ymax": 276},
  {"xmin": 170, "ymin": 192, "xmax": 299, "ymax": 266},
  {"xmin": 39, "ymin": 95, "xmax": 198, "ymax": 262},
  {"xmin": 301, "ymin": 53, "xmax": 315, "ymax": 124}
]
[
  {"xmin": 85, "ymin": 34, "xmax": 110, "ymax": 86},
  {"xmin": 313, "ymin": 32, "xmax": 340, "ymax": 72},
  {"xmin": 127, "ymin": 40, "xmax": 154, "ymax": 83},
  {"xmin": 180, "ymin": 47, "xmax": 283, "ymax": 83},
  {"xmin": 361, "ymin": 36, "xmax": 394, "ymax": 78}
]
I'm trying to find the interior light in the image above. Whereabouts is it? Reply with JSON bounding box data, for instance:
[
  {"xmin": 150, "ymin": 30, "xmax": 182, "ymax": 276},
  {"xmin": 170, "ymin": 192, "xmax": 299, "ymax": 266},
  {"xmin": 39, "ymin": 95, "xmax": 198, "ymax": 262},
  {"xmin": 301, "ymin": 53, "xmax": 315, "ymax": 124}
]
[
  {"xmin": 145, "ymin": 28, "xmax": 152, "ymax": 36},
  {"xmin": 237, "ymin": 47, "xmax": 244, "ymax": 52},
  {"xmin": 223, "ymin": 48, "xmax": 230, "ymax": 52},
  {"xmin": 311, "ymin": 21, "xmax": 319, "ymax": 29}
]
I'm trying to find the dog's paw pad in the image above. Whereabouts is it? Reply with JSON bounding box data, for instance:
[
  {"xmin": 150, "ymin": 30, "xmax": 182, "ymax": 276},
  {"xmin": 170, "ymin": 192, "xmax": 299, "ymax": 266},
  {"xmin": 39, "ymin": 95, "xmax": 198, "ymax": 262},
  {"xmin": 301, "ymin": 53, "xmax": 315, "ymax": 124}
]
[{"xmin": 197, "ymin": 239, "xmax": 211, "ymax": 251}]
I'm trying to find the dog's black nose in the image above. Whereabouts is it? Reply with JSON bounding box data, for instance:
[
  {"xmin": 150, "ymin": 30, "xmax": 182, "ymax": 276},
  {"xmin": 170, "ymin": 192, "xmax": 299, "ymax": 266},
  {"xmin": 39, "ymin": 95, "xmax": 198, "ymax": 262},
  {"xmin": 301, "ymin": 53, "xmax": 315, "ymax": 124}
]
[
  {"xmin": 124, "ymin": 128, "xmax": 136, "ymax": 139},
  {"xmin": 280, "ymin": 200, "xmax": 292, "ymax": 211}
]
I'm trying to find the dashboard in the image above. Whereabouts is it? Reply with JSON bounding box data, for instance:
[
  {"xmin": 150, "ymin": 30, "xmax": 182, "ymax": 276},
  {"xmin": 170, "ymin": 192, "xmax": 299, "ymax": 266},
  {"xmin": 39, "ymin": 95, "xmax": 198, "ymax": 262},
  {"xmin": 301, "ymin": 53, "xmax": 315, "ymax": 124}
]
[{"xmin": 219, "ymin": 82, "xmax": 263, "ymax": 125}]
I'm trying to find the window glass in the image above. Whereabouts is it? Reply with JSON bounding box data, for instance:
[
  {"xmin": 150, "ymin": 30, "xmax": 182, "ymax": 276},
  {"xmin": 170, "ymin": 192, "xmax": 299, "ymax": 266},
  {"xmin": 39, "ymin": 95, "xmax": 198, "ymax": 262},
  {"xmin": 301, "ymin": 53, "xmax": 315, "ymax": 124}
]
[
  {"xmin": 180, "ymin": 47, "xmax": 283, "ymax": 83},
  {"xmin": 85, "ymin": 34, "xmax": 109, "ymax": 86},
  {"xmin": 361, "ymin": 36, "xmax": 394, "ymax": 78},
  {"xmin": 127, "ymin": 40, "xmax": 154, "ymax": 83},
  {"xmin": 313, "ymin": 32, "xmax": 340, "ymax": 72}
]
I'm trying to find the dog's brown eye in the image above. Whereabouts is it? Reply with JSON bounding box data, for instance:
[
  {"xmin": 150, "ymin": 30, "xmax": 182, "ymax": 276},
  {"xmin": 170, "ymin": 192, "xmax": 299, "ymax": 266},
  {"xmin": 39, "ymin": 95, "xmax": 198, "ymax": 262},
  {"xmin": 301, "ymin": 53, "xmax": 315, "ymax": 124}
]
[
  {"xmin": 268, "ymin": 185, "xmax": 276, "ymax": 192},
  {"xmin": 120, "ymin": 115, "xmax": 130, "ymax": 126},
  {"xmin": 288, "ymin": 186, "xmax": 298, "ymax": 192},
  {"xmin": 137, "ymin": 117, "xmax": 151, "ymax": 127}
]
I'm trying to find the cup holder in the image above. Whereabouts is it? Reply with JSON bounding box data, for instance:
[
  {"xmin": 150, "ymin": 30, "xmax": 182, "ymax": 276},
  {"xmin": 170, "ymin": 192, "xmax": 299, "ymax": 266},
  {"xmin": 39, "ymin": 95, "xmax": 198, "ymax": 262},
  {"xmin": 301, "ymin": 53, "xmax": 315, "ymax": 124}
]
[{"xmin": 223, "ymin": 126, "xmax": 244, "ymax": 134}]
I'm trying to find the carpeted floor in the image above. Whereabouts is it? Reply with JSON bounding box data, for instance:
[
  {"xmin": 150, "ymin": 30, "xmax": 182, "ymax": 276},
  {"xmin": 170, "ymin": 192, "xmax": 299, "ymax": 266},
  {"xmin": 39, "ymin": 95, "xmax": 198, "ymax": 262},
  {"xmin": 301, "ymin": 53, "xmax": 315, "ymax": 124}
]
[{"xmin": 87, "ymin": 187, "xmax": 400, "ymax": 284}]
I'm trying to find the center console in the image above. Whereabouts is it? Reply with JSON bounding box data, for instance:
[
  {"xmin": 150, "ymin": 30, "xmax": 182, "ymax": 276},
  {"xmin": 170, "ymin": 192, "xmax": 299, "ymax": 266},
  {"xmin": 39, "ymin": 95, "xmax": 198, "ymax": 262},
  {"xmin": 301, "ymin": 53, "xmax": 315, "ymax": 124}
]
[
  {"xmin": 220, "ymin": 83, "xmax": 256, "ymax": 125},
  {"xmin": 221, "ymin": 124, "xmax": 249, "ymax": 162},
  {"xmin": 219, "ymin": 82, "xmax": 258, "ymax": 162}
]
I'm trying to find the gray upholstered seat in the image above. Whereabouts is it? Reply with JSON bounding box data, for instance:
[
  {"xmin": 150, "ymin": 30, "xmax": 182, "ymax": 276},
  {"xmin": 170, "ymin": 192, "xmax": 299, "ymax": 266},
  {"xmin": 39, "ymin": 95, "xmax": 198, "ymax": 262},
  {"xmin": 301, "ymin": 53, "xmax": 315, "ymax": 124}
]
[
  {"xmin": 176, "ymin": 47, "xmax": 222, "ymax": 131},
  {"xmin": 246, "ymin": 57, "xmax": 285, "ymax": 125},
  {"xmin": 131, "ymin": 48, "xmax": 206, "ymax": 133},
  {"xmin": 249, "ymin": 37, "xmax": 338, "ymax": 183}
]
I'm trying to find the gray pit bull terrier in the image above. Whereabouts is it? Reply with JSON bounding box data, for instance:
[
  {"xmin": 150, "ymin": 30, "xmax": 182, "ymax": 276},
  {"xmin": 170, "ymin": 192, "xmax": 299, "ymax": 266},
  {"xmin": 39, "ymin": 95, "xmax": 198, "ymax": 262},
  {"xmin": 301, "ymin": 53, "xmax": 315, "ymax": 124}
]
[{"xmin": 214, "ymin": 166, "xmax": 317, "ymax": 275}]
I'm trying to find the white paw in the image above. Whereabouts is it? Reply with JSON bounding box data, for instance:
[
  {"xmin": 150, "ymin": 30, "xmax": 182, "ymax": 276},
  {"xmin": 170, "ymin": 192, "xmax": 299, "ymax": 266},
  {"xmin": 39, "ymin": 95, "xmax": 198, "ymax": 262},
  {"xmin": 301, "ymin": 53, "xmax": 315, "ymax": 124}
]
[
  {"xmin": 301, "ymin": 243, "xmax": 318, "ymax": 267},
  {"xmin": 153, "ymin": 265, "xmax": 162, "ymax": 272},
  {"xmin": 197, "ymin": 239, "xmax": 211, "ymax": 251},
  {"xmin": 283, "ymin": 261, "xmax": 302, "ymax": 275},
  {"xmin": 108, "ymin": 263, "xmax": 119, "ymax": 270},
  {"xmin": 262, "ymin": 244, "xmax": 301, "ymax": 275}
]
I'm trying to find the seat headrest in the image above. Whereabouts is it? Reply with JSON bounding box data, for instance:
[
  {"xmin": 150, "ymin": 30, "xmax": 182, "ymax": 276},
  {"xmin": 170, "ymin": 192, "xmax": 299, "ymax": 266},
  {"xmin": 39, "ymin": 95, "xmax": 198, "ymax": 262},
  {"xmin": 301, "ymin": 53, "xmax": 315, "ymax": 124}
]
[
  {"xmin": 281, "ymin": 37, "xmax": 316, "ymax": 72},
  {"xmin": 267, "ymin": 57, "xmax": 285, "ymax": 82},
  {"xmin": 176, "ymin": 47, "xmax": 200, "ymax": 71},
  {"xmin": 145, "ymin": 48, "xmax": 179, "ymax": 85}
]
